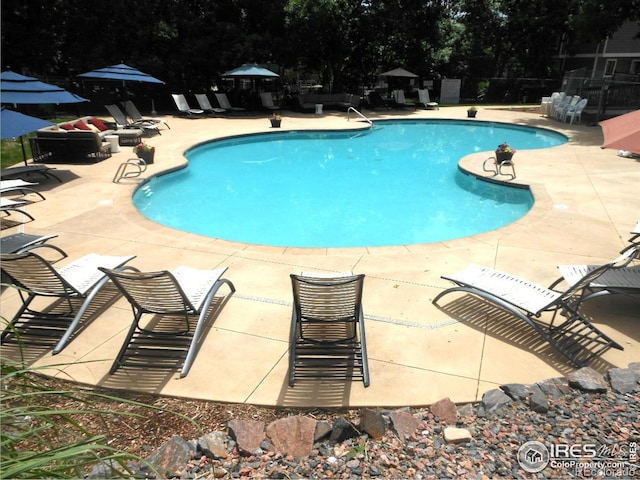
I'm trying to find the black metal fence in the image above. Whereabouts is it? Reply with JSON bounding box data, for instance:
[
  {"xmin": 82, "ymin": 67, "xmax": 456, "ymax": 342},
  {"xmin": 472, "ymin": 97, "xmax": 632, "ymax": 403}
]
[{"xmin": 561, "ymin": 68, "xmax": 640, "ymax": 120}]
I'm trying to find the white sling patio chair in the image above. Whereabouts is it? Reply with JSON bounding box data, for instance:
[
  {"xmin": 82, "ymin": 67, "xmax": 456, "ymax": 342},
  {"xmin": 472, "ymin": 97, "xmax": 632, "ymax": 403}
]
[
  {"xmin": 194, "ymin": 93, "xmax": 227, "ymax": 115},
  {"xmin": 0, "ymin": 251, "xmax": 136, "ymax": 354},
  {"xmin": 392, "ymin": 89, "xmax": 416, "ymax": 109},
  {"xmin": 1, "ymin": 197, "xmax": 34, "ymax": 222},
  {"xmin": 98, "ymin": 265, "xmax": 235, "ymax": 378},
  {"xmin": 289, "ymin": 271, "xmax": 370, "ymax": 387},
  {"xmin": 171, "ymin": 94, "xmax": 205, "ymax": 117},
  {"xmin": 259, "ymin": 92, "xmax": 280, "ymax": 111},
  {"xmin": 417, "ymin": 89, "xmax": 439, "ymax": 109},
  {"xmin": 214, "ymin": 93, "xmax": 246, "ymax": 113},
  {"xmin": 551, "ymin": 245, "xmax": 639, "ymax": 307},
  {"xmin": 0, "ymin": 179, "xmax": 45, "ymax": 200},
  {"xmin": 629, "ymin": 221, "xmax": 640, "ymax": 244},
  {"xmin": 123, "ymin": 100, "xmax": 170, "ymax": 130},
  {"xmin": 432, "ymin": 248, "xmax": 638, "ymax": 367},
  {"xmin": 105, "ymin": 104, "xmax": 159, "ymax": 136}
]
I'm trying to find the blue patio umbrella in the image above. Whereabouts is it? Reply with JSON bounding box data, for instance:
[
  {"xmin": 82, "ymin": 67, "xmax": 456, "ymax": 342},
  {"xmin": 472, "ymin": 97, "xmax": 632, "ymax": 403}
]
[
  {"xmin": 1, "ymin": 71, "xmax": 88, "ymax": 104},
  {"xmin": 1, "ymin": 107, "xmax": 53, "ymax": 165},
  {"xmin": 221, "ymin": 64, "xmax": 279, "ymax": 79},
  {"xmin": 78, "ymin": 63, "xmax": 165, "ymax": 84},
  {"xmin": 78, "ymin": 63, "xmax": 165, "ymax": 114}
]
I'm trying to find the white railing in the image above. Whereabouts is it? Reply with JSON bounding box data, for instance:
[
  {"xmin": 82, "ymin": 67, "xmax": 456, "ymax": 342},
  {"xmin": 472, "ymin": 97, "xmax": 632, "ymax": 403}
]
[{"xmin": 347, "ymin": 107, "xmax": 373, "ymax": 127}]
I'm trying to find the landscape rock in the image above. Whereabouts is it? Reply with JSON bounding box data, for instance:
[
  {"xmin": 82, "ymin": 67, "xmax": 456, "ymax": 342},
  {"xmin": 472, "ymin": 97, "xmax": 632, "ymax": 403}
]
[
  {"xmin": 198, "ymin": 431, "xmax": 229, "ymax": 459},
  {"xmin": 329, "ymin": 417, "xmax": 360, "ymax": 443},
  {"xmin": 143, "ymin": 435, "xmax": 193, "ymax": 477},
  {"xmin": 314, "ymin": 420, "xmax": 333, "ymax": 441},
  {"xmin": 479, "ymin": 388, "xmax": 513, "ymax": 414},
  {"xmin": 567, "ymin": 367, "xmax": 608, "ymax": 392},
  {"xmin": 443, "ymin": 427, "xmax": 472, "ymax": 444},
  {"xmin": 608, "ymin": 367, "xmax": 639, "ymax": 393},
  {"xmin": 266, "ymin": 415, "xmax": 317, "ymax": 458},
  {"xmin": 535, "ymin": 377, "xmax": 572, "ymax": 398},
  {"xmin": 430, "ymin": 397, "xmax": 457, "ymax": 424},
  {"xmin": 500, "ymin": 383, "xmax": 530, "ymax": 401},
  {"xmin": 389, "ymin": 409, "xmax": 419, "ymax": 440},
  {"xmin": 86, "ymin": 459, "xmax": 122, "ymax": 479},
  {"xmin": 227, "ymin": 419, "xmax": 265, "ymax": 455},
  {"xmin": 359, "ymin": 408, "xmax": 387, "ymax": 438},
  {"xmin": 529, "ymin": 385, "xmax": 549, "ymax": 413},
  {"xmin": 129, "ymin": 372, "xmax": 638, "ymax": 479}
]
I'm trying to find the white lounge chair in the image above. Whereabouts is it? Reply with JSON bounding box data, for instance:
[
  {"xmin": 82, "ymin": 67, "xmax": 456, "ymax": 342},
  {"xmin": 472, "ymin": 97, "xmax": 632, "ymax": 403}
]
[
  {"xmin": 123, "ymin": 100, "xmax": 170, "ymax": 130},
  {"xmin": 1, "ymin": 197, "xmax": 34, "ymax": 221},
  {"xmin": 214, "ymin": 93, "xmax": 246, "ymax": 113},
  {"xmin": 551, "ymin": 245, "xmax": 639, "ymax": 306},
  {"xmin": 417, "ymin": 89, "xmax": 439, "ymax": 109},
  {"xmin": 392, "ymin": 89, "xmax": 416, "ymax": 109},
  {"xmin": 0, "ymin": 251, "xmax": 136, "ymax": 354},
  {"xmin": 0, "ymin": 179, "xmax": 45, "ymax": 200},
  {"xmin": 171, "ymin": 94, "xmax": 205, "ymax": 117},
  {"xmin": 432, "ymin": 248, "xmax": 637, "ymax": 367},
  {"xmin": 629, "ymin": 221, "xmax": 640, "ymax": 243},
  {"xmin": 105, "ymin": 104, "xmax": 159, "ymax": 136},
  {"xmin": 99, "ymin": 265, "xmax": 235, "ymax": 377},
  {"xmin": 194, "ymin": 93, "xmax": 227, "ymax": 115},
  {"xmin": 259, "ymin": 92, "xmax": 280, "ymax": 111}
]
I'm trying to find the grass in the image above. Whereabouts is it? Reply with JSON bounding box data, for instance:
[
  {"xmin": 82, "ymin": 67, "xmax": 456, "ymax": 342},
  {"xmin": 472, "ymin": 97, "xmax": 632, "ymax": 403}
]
[
  {"xmin": 0, "ymin": 323, "xmax": 198, "ymax": 478},
  {"xmin": 1, "ymin": 138, "xmax": 32, "ymax": 169},
  {"xmin": 1, "ymin": 116, "xmax": 76, "ymax": 169},
  {"xmin": 1, "ymin": 359, "xmax": 141, "ymax": 478}
]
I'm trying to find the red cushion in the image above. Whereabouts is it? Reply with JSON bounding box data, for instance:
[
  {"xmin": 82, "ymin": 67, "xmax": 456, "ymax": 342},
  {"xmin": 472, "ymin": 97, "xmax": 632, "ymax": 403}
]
[
  {"xmin": 59, "ymin": 123, "xmax": 75, "ymax": 131},
  {"xmin": 74, "ymin": 120, "xmax": 91, "ymax": 130},
  {"xmin": 88, "ymin": 117, "xmax": 109, "ymax": 132}
]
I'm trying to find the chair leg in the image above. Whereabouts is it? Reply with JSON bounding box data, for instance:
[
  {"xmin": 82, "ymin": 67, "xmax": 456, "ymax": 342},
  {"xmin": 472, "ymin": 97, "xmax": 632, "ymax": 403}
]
[
  {"xmin": 180, "ymin": 278, "xmax": 235, "ymax": 378},
  {"xmin": 358, "ymin": 311, "xmax": 370, "ymax": 387},
  {"xmin": 288, "ymin": 312, "xmax": 299, "ymax": 387},
  {"xmin": 52, "ymin": 275, "xmax": 112, "ymax": 355},
  {"xmin": 110, "ymin": 309, "xmax": 143, "ymax": 374},
  {"xmin": 0, "ymin": 294, "xmax": 37, "ymax": 343}
]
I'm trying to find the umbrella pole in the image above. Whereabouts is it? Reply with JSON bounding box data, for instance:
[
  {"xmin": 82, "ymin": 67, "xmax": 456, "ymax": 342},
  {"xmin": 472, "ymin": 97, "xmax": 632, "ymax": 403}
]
[{"xmin": 20, "ymin": 136, "xmax": 28, "ymax": 166}]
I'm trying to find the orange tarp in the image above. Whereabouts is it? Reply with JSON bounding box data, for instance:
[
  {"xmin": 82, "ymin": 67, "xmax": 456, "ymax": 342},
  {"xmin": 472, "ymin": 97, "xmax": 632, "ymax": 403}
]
[{"xmin": 599, "ymin": 109, "xmax": 640, "ymax": 154}]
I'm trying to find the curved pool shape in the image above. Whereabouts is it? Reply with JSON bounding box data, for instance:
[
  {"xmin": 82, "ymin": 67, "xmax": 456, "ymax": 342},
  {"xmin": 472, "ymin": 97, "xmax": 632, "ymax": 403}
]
[{"xmin": 134, "ymin": 120, "xmax": 566, "ymax": 248}]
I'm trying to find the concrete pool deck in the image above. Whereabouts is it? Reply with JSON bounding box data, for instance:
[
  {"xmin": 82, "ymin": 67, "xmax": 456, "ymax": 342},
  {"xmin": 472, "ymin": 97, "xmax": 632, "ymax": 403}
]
[{"xmin": 1, "ymin": 106, "xmax": 638, "ymax": 408}]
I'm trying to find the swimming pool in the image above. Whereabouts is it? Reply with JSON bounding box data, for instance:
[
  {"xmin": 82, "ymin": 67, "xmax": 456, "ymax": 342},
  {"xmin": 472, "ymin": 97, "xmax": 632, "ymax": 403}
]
[{"xmin": 134, "ymin": 120, "xmax": 566, "ymax": 248}]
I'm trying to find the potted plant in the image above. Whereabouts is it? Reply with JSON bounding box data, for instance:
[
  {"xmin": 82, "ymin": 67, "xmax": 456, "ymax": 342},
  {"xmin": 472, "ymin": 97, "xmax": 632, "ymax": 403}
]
[
  {"xmin": 270, "ymin": 113, "xmax": 282, "ymax": 128},
  {"xmin": 467, "ymin": 106, "xmax": 478, "ymax": 118},
  {"xmin": 133, "ymin": 142, "xmax": 155, "ymax": 164},
  {"xmin": 495, "ymin": 142, "xmax": 516, "ymax": 163}
]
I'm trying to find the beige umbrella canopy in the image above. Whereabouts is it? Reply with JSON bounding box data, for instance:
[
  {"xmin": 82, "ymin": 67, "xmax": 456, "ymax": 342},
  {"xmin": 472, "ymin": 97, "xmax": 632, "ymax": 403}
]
[
  {"xmin": 380, "ymin": 67, "xmax": 419, "ymax": 78},
  {"xmin": 599, "ymin": 109, "xmax": 640, "ymax": 154}
]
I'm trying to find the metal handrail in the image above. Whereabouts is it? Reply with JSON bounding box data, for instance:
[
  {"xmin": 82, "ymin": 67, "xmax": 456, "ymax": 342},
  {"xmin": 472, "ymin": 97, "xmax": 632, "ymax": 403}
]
[
  {"xmin": 113, "ymin": 158, "xmax": 147, "ymax": 183},
  {"xmin": 347, "ymin": 107, "xmax": 373, "ymax": 127}
]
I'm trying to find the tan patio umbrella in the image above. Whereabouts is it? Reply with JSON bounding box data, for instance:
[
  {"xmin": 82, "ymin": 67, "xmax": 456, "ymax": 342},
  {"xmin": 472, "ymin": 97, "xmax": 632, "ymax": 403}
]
[
  {"xmin": 599, "ymin": 109, "xmax": 640, "ymax": 154},
  {"xmin": 380, "ymin": 67, "xmax": 419, "ymax": 78}
]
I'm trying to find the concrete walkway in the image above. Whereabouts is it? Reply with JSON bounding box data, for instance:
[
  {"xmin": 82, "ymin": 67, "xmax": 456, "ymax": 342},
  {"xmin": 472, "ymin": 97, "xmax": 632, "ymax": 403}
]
[{"xmin": 1, "ymin": 106, "xmax": 638, "ymax": 408}]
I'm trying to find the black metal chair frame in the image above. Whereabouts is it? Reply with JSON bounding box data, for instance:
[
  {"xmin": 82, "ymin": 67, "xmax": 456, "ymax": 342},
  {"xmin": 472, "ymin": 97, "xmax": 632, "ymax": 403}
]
[
  {"xmin": 99, "ymin": 266, "xmax": 235, "ymax": 378},
  {"xmin": 1, "ymin": 251, "xmax": 135, "ymax": 354},
  {"xmin": 289, "ymin": 273, "xmax": 370, "ymax": 387},
  {"xmin": 432, "ymin": 249, "xmax": 638, "ymax": 367}
]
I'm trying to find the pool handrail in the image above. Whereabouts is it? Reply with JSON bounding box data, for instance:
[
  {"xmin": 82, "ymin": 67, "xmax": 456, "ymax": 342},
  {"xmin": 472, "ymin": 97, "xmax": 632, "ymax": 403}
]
[{"xmin": 347, "ymin": 107, "xmax": 373, "ymax": 127}]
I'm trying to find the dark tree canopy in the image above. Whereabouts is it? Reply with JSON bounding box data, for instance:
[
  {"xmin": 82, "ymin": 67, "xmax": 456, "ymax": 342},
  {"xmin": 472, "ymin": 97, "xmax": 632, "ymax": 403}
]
[{"xmin": 2, "ymin": 0, "xmax": 638, "ymax": 95}]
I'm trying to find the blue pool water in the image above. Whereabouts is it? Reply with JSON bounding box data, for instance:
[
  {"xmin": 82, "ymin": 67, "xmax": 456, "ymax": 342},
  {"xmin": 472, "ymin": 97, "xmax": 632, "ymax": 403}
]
[{"xmin": 134, "ymin": 120, "xmax": 566, "ymax": 248}]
